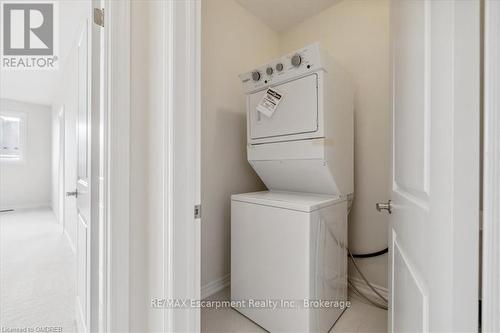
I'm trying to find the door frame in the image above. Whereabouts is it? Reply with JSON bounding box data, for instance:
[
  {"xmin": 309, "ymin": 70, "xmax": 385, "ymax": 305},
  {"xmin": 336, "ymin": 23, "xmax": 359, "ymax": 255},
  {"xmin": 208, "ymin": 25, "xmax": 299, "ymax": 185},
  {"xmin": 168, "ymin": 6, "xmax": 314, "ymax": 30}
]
[
  {"xmin": 88, "ymin": 0, "xmax": 131, "ymax": 331},
  {"xmin": 161, "ymin": 1, "xmax": 201, "ymax": 331},
  {"xmin": 98, "ymin": 0, "xmax": 131, "ymax": 332},
  {"xmin": 482, "ymin": 1, "xmax": 500, "ymax": 331},
  {"xmin": 102, "ymin": 1, "xmax": 200, "ymax": 330},
  {"xmin": 92, "ymin": 1, "xmax": 202, "ymax": 331}
]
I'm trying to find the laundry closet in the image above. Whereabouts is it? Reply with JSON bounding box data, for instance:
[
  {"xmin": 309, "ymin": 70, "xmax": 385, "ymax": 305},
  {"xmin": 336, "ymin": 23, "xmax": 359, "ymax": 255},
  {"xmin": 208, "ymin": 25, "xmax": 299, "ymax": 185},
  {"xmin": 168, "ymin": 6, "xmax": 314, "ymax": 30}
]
[{"xmin": 201, "ymin": 0, "xmax": 390, "ymax": 331}]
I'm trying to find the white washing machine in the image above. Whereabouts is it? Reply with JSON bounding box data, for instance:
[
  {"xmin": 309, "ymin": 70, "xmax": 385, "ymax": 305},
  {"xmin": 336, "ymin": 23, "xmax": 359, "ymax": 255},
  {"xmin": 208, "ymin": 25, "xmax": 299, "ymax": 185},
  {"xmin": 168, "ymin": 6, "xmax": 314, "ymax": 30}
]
[
  {"xmin": 231, "ymin": 192, "xmax": 348, "ymax": 332},
  {"xmin": 232, "ymin": 43, "xmax": 354, "ymax": 332}
]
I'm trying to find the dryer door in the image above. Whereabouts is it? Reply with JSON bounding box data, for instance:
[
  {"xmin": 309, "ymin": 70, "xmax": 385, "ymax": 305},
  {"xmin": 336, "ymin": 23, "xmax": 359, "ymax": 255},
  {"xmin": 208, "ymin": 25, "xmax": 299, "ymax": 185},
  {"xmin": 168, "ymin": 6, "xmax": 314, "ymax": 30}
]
[{"xmin": 249, "ymin": 73, "xmax": 319, "ymax": 140}]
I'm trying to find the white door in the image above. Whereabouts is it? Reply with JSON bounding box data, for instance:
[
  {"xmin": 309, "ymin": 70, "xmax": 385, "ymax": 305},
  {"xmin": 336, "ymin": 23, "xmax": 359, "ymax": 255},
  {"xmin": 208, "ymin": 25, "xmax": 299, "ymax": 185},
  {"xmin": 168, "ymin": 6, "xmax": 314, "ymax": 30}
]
[{"xmin": 388, "ymin": 0, "xmax": 479, "ymax": 332}]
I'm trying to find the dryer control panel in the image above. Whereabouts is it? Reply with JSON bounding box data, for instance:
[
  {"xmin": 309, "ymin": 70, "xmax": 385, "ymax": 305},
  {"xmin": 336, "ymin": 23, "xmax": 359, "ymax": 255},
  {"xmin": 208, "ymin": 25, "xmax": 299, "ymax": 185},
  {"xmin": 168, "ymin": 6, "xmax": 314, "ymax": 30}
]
[{"xmin": 239, "ymin": 42, "xmax": 328, "ymax": 94}]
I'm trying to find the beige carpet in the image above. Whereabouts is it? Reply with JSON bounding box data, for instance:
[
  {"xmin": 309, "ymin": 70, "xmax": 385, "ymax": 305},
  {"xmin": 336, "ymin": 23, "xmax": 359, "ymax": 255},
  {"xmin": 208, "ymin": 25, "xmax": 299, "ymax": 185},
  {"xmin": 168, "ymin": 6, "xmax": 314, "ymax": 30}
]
[{"xmin": 0, "ymin": 208, "xmax": 77, "ymax": 332}]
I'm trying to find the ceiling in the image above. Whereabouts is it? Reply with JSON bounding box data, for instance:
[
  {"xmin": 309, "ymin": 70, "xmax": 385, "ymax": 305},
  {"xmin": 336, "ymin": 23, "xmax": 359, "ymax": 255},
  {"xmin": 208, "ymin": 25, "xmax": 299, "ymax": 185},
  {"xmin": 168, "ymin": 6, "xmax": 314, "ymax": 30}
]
[
  {"xmin": 235, "ymin": 0, "xmax": 342, "ymax": 32},
  {"xmin": 0, "ymin": 1, "xmax": 89, "ymax": 106}
]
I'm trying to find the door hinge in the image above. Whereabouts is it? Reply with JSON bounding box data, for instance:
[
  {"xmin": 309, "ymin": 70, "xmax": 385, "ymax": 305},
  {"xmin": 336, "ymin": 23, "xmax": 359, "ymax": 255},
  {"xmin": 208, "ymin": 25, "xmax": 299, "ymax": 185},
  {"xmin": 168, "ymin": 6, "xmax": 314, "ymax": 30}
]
[
  {"xmin": 94, "ymin": 8, "xmax": 104, "ymax": 27},
  {"xmin": 194, "ymin": 204, "xmax": 201, "ymax": 219}
]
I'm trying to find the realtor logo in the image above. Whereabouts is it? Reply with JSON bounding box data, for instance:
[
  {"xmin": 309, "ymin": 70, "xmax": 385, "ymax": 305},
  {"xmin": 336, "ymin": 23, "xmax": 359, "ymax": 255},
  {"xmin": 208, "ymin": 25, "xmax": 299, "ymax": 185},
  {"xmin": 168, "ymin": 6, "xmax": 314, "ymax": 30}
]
[{"xmin": 1, "ymin": 2, "xmax": 59, "ymax": 70}]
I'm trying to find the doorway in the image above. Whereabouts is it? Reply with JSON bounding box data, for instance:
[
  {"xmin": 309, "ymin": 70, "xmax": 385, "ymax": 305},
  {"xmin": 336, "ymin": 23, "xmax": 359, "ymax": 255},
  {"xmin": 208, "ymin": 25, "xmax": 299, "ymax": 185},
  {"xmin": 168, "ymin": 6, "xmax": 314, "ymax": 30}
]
[
  {"xmin": 0, "ymin": 1, "xmax": 97, "ymax": 331},
  {"xmin": 196, "ymin": 0, "xmax": 480, "ymax": 332},
  {"xmin": 200, "ymin": 1, "xmax": 390, "ymax": 332}
]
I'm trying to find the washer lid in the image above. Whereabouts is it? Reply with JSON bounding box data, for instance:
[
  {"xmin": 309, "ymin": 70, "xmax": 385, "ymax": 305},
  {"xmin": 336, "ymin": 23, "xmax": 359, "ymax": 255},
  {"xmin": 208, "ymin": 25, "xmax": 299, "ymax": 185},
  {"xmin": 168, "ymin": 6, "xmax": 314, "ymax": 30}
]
[{"xmin": 231, "ymin": 191, "xmax": 344, "ymax": 212}]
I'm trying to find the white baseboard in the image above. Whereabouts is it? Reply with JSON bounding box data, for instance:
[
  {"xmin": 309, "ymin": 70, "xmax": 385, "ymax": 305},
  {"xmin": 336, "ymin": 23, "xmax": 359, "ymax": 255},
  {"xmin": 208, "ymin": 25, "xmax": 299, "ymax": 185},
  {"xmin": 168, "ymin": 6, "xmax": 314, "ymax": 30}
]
[
  {"xmin": 349, "ymin": 276, "xmax": 389, "ymax": 301},
  {"xmin": 202, "ymin": 274, "xmax": 230, "ymax": 300},
  {"xmin": 0, "ymin": 203, "xmax": 51, "ymax": 211}
]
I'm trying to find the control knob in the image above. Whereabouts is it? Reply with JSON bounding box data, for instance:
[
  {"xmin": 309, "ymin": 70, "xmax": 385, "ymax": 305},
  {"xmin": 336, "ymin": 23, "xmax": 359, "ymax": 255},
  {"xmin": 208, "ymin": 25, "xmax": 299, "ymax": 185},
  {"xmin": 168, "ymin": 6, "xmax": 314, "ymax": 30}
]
[
  {"xmin": 251, "ymin": 71, "xmax": 261, "ymax": 81},
  {"xmin": 291, "ymin": 54, "xmax": 302, "ymax": 67}
]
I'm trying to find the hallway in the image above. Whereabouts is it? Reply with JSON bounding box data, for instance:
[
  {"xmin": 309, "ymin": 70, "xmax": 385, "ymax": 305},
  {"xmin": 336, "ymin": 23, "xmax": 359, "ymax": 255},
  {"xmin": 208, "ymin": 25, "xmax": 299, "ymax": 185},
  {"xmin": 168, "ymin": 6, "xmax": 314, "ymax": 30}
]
[{"xmin": 0, "ymin": 209, "xmax": 77, "ymax": 332}]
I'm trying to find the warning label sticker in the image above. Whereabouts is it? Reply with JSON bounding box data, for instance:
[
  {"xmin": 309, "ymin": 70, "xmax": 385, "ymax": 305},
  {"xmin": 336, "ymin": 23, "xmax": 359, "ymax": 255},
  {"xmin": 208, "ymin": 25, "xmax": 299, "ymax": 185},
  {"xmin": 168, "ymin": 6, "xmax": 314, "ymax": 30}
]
[{"xmin": 256, "ymin": 88, "xmax": 283, "ymax": 118}]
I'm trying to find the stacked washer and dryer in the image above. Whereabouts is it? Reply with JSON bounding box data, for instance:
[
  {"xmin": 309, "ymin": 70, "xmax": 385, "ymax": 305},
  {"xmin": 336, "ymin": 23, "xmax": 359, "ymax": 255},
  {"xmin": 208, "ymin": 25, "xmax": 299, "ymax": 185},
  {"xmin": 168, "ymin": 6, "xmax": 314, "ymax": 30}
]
[{"xmin": 231, "ymin": 43, "xmax": 354, "ymax": 332}]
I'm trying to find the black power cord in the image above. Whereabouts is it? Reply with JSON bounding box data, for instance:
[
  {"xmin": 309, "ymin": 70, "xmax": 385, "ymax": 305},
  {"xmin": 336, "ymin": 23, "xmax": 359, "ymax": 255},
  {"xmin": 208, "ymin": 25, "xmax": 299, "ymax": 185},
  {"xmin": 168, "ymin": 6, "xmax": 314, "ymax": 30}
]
[{"xmin": 350, "ymin": 247, "xmax": 388, "ymax": 259}]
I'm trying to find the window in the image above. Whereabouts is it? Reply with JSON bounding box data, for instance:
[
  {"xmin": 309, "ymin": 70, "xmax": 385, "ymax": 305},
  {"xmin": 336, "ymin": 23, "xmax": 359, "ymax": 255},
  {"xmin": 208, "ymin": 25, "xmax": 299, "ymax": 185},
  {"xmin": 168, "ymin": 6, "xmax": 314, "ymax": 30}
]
[{"xmin": 0, "ymin": 112, "xmax": 26, "ymax": 161}]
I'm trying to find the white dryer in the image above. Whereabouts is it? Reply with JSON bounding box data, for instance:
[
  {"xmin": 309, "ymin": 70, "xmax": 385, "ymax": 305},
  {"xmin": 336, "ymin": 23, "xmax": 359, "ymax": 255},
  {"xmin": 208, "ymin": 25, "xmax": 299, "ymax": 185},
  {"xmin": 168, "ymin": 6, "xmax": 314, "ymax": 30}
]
[
  {"xmin": 240, "ymin": 42, "xmax": 354, "ymax": 196},
  {"xmin": 231, "ymin": 43, "xmax": 354, "ymax": 332}
]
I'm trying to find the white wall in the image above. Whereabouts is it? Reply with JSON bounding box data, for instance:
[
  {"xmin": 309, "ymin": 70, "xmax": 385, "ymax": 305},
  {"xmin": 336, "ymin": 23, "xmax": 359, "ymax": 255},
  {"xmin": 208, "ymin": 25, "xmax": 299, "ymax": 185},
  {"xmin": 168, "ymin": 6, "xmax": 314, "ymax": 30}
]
[
  {"xmin": 201, "ymin": 0, "xmax": 281, "ymax": 288},
  {"xmin": 0, "ymin": 99, "xmax": 52, "ymax": 210},
  {"xmin": 278, "ymin": 0, "xmax": 390, "ymax": 289}
]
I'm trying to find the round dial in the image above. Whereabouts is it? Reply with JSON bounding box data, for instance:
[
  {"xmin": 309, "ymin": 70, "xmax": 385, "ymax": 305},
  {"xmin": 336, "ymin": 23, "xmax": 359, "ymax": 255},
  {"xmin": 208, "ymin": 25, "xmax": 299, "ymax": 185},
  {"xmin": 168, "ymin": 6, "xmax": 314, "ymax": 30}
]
[
  {"xmin": 276, "ymin": 63, "xmax": 284, "ymax": 72},
  {"xmin": 291, "ymin": 54, "xmax": 302, "ymax": 67},
  {"xmin": 266, "ymin": 67, "xmax": 274, "ymax": 75},
  {"xmin": 251, "ymin": 71, "xmax": 261, "ymax": 81}
]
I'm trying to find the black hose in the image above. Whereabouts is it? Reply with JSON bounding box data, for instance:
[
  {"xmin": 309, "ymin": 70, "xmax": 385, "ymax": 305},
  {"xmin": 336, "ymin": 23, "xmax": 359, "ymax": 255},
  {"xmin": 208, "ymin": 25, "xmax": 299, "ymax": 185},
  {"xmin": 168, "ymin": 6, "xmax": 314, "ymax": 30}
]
[{"xmin": 349, "ymin": 247, "xmax": 388, "ymax": 258}]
